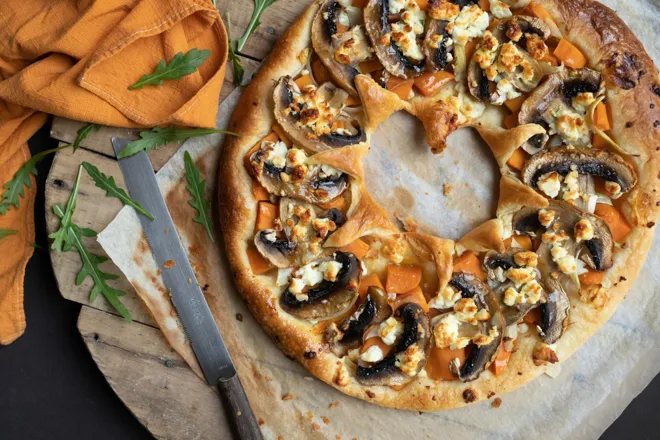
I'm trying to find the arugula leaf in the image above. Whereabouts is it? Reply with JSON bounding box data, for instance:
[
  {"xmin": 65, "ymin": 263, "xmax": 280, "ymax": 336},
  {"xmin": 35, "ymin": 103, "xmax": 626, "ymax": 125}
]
[
  {"xmin": 74, "ymin": 123, "xmax": 101, "ymax": 151},
  {"xmin": 184, "ymin": 151, "xmax": 215, "ymax": 243},
  {"xmin": 227, "ymin": 14, "xmax": 245, "ymax": 87},
  {"xmin": 0, "ymin": 229, "xmax": 17, "ymax": 241},
  {"xmin": 128, "ymin": 49, "xmax": 211, "ymax": 90},
  {"xmin": 50, "ymin": 166, "xmax": 131, "ymax": 321},
  {"xmin": 117, "ymin": 126, "xmax": 238, "ymax": 159},
  {"xmin": 0, "ymin": 145, "xmax": 70, "ymax": 215},
  {"xmin": 81, "ymin": 162, "xmax": 154, "ymax": 220},
  {"xmin": 237, "ymin": 0, "xmax": 278, "ymax": 52}
]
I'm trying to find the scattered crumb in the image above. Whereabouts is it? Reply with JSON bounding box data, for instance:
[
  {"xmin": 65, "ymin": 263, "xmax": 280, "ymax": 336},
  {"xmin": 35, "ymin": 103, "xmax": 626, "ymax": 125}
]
[
  {"xmin": 163, "ymin": 260, "xmax": 176, "ymax": 269},
  {"xmin": 462, "ymin": 389, "xmax": 476, "ymax": 403},
  {"xmin": 487, "ymin": 391, "xmax": 496, "ymax": 398},
  {"xmin": 164, "ymin": 227, "xmax": 169, "ymax": 234},
  {"xmin": 277, "ymin": 436, "xmax": 284, "ymax": 440},
  {"xmin": 258, "ymin": 418, "xmax": 265, "ymax": 426},
  {"xmin": 492, "ymin": 398, "xmax": 503, "ymax": 408},
  {"xmin": 313, "ymin": 423, "xmax": 321, "ymax": 431},
  {"xmin": 329, "ymin": 401, "xmax": 340, "ymax": 409},
  {"xmin": 418, "ymin": 411, "xmax": 423, "ymax": 415},
  {"xmin": 464, "ymin": 183, "xmax": 469, "ymax": 187},
  {"xmin": 235, "ymin": 313, "xmax": 243, "ymax": 322},
  {"xmin": 395, "ymin": 177, "xmax": 400, "ymax": 181},
  {"xmin": 365, "ymin": 390, "xmax": 376, "ymax": 398},
  {"xmin": 187, "ymin": 278, "xmax": 192, "ymax": 284},
  {"xmin": 454, "ymin": 160, "xmax": 459, "ymax": 165},
  {"xmin": 157, "ymin": 269, "xmax": 162, "ymax": 276},
  {"xmin": 443, "ymin": 183, "xmax": 452, "ymax": 196},
  {"xmin": 322, "ymin": 416, "xmax": 331, "ymax": 425},
  {"xmin": 282, "ymin": 393, "xmax": 294, "ymax": 401},
  {"xmin": 336, "ymin": 436, "xmax": 342, "ymax": 440},
  {"xmin": 425, "ymin": 191, "xmax": 429, "ymax": 195},
  {"xmin": 306, "ymin": 411, "xmax": 314, "ymax": 421}
]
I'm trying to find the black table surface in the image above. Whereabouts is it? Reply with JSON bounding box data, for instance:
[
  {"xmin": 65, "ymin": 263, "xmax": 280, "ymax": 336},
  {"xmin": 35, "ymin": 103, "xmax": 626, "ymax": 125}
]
[{"xmin": 0, "ymin": 121, "xmax": 658, "ymax": 440}]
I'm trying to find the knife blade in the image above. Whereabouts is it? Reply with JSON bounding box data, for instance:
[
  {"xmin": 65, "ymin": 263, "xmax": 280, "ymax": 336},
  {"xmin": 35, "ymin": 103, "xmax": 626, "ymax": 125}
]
[{"xmin": 112, "ymin": 138, "xmax": 263, "ymax": 440}]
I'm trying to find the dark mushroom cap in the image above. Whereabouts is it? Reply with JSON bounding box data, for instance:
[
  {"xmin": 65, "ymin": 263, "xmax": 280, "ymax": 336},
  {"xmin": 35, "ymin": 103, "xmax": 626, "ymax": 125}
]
[
  {"xmin": 364, "ymin": 0, "xmax": 426, "ymax": 78},
  {"xmin": 280, "ymin": 252, "xmax": 360, "ymax": 320},
  {"xmin": 449, "ymin": 272, "xmax": 504, "ymax": 382},
  {"xmin": 513, "ymin": 200, "xmax": 614, "ymax": 271},
  {"xmin": 254, "ymin": 230, "xmax": 297, "ymax": 268},
  {"xmin": 423, "ymin": 19, "xmax": 452, "ymax": 72},
  {"xmin": 273, "ymin": 76, "xmax": 367, "ymax": 153},
  {"xmin": 339, "ymin": 286, "xmax": 391, "ymax": 343},
  {"xmin": 538, "ymin": 281, "xmax": 570, "ymax": 344},
  {"xmin": 249, "ymin": 142, "xmax": 350, "ymax": 205},
  {"xmin": 491, "ymin": 15, "xmax": 551, "ymax": 45},
  {"xmin": 356, "ymin": 303, "xmax": 430, "ymax": 386},
  {"xmin": 483, "ymin": 249, "xmax": 544, "ymax": 325},
  {"xmin": 311, "ymin": 0, "xmax": 361, "ymax": 95},
  {"xmin": 518, "ymin": 68, "xmax": 601, "ymax": 126},
  {"xmin": 521, "ymin": 147, "xmax": 637, "ymax": 197}
]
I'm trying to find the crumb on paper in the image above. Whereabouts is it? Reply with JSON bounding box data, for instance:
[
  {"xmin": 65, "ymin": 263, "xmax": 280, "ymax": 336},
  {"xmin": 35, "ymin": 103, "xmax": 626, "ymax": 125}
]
[
  {"xmin": 258, "ymin": 418, "xmax": 265, "ymax": 426},
  {"xmin": 157, "ymin": 269, "xmax": 162, "ymax": 276},
  {"xmin": 487, "ymin": 391, "xmax": 496, "ymax": 398},
  {"xmin": 306, "ymin": 411, "xmax": 314, "ymax": 421},
  {"xmin": 163, "ymin": 260, "xmax": 176, "ymax": 269},
  {"xmin": 454, "ymin": 160, "xmax": 459, "ymax": 165},
  {"xmin": 329, "ymin": 401, "xmax": 340, "ymax": 408},
  {"xmin": 236, "ymin": 313, "xmax": 243, "ymax": 322},
  {"xmin": 336, "ymin": 436, "xmax": 342, "ymax": 440},
  {"xmin": 282, "ymin": 393, "xmax": 294, "ymax": 401},
  {"xmin": 187, "ymin": 278, "xmax": 192, "ymax": 284},
  {"xmin": 277, "ymin": 436, "xmax": 284, "ymax": 440},
  {"xmin": 443, "ymin": 184, "xmax": 453, "ymax": 196},
  {"xmin": 322, "ymin": 416, "xmax": 331, "ymax": 425},
  {"xmin": 164, "ymin": 227, "xmax": 169, "ymax": 234},
  {"xmin": 313, "ymin": 423, "xmax": 321, "ymax": 431},
  {"xmin": 492, "ymin": 397, "xmax": 502, "ymax": 408}
]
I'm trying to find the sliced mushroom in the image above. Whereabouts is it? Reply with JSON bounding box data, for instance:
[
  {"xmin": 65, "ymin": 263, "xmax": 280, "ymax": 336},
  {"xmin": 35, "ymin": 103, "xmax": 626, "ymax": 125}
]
[
  {"xmin": 513, "ymin": 201, "xmax": 614, "ymax": 271},
  {"xmin": 448, "ymin": 272, "xmax": 504, "ymax": 382},
  {"xmin": 483, "ymin": 249, "xmax": 544, "ymax": 325},
  {"xmin": 249, "ymin": 144, "xmax": 350, "ymax": 205},
  {"xmin": 521, "ymin": 147, "xmax": 637, "ymax": 199},
  {"xmin": 339, "ymin": 286, "xmax": 391, "ymax": 344},
  {"xmin": 424, "ymin": 19, "xmax": 452, "ymax": 72},
  {"xmin": 468, "ymin": 16, "xmax": 547, "ymax": 103},
  {"xmin": 254, "ymin": 230, "xmax": 297, "ymax": 268},
  {"xmin": 518, "ymin": 68, "xmax": 601, "ymax": 147},
  {"xmin": 364, "ymin": 0, "xmax": 426, "ymax": 78},
  {"xmin": 280, "ymin": 252, "xmax": 360, "ymax": 320},
  {"xmin": 311, "ymin": 0, "xmax": 367, "ymax": 95},
  {"xmin": 537, "ymin": 262, "xmax": 571, "ymax": 344},
  {"xmin": 273, "ymin": 77, "xmax": 367, "ymax": 153},
  {"xmin": 356, "ymin": 302, "xmax": 430, "ymax": 386}
]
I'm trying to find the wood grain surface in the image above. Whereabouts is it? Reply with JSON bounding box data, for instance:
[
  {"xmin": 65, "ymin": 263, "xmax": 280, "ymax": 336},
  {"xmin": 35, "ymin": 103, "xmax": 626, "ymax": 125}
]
[{"xmin": 46, "ymin": 47, "xmax": 262, "ymax": 439}]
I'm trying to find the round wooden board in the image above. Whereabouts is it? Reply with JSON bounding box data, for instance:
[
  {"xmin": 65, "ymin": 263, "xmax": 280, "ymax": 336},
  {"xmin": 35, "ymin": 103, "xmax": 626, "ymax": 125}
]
[{"xmin": 42, "ymin": 6, "xmax": 274, "ymax": 435}]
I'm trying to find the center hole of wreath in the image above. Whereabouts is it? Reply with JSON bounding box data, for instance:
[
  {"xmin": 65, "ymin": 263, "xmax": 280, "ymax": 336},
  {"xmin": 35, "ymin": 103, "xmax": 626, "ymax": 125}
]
[{"xmin": 364, "ymin": 111, "xmax": 499, "ymax": 241}]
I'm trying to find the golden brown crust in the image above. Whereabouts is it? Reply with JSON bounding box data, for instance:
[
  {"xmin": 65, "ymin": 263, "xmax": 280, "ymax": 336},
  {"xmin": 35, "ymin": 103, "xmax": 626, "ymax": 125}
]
[
  {"xmin": 307, "ymin": 143, "xmax": 370, "ymax": 180},
  {"xmin": 217, "ymin": 0, "xmax": 660, "ymax": 411},
  {"xmin": 410, "ymin": 99, "xmax": 460, "ymax": 154},
  {"xmin": 456, "ymin": 219, "xmax": 506, "ymax": 254},
  {"xmin": 355, "ymin": 74, "xmax": 410, "ymax": 133},
  {"xmin": 478, "ymin": 124, "xmax": 546, "ymax": 170}
]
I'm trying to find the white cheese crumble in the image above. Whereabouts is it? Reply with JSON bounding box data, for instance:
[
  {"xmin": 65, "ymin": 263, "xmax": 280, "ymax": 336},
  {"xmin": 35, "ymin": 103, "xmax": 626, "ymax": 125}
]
[
  {"xmin": 574, "ymin": 218, "xmax": 595, "ymax": 243},
  {"xmin": 265, "ymin": 141, "xmax": 289, "ymax": 168},
  {"xmin": 489, "ymin": 0, "xmax": 512, "ymax": 18},
  {"xmin": 433, "ymin": 313, "xmax": 460, "ymax": 348},
  {"xmin": 395, "ymin": 344, "xmax": 424, "ymax": 376},
  {"xmin": 429, "ymin": 285, "xmax": 462, "ymax": 309},
  {"xmin": 537, "ymin": 171, "xmax": 562, "ymax": 198},
  {"xmin": 450, "ymin": 5, "xmax": 489, "ymax": 46},
  {"xmin": 360, "ymin": 344, "xmax": 384, "ymax": 363},
  {"xmin": 378, "ymin": 317, "xmax": 404, "ymax": 345},
  {"xmin": 538, "ymin": 209, "xmax": 555, "ymax": 227},
  {"xmin": 495, "ymin": 78, "xmax": 521, "ymax": 104}
]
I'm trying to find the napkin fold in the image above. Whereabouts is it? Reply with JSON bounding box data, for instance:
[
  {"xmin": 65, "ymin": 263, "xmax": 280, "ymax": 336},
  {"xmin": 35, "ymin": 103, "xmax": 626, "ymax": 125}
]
[{"xmin": 0, "ymin": 0, "xmax": 228, "ymax": 344}]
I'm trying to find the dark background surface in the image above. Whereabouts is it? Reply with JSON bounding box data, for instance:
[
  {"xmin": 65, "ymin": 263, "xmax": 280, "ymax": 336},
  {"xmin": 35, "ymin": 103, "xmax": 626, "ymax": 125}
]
[{"xmin": 0, "ymin": 121, "xmax": 658, "ymax": 440}]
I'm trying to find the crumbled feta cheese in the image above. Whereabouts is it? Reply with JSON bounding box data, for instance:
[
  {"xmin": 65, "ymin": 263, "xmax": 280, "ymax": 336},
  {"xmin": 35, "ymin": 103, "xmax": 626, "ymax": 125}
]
[
  {"xmin": 557, "ymin": 254, "xmax": 577, "ymax": 274},
  {"xmin": 361, "ymin": 344, "xmax": 385, "ymax": 362},
  {"xmin": 489, "ymin": 0, "xmax": 512, "ymax": 18},
  {"xmin": 513, "ymin": 251, "xmax": 538, "ymax": 267},
  {"xmin": 538, "ymin": 171, "xmax": 562, "ymax": 198},
  {"xmin": 542, "ymin": 230, "xmax": 569, "ymax": 244},
  {"xmin": 378, "ymin": 317, "xmax": 404, "ymax": 345},
  {"xmin": 395, "ymin": 344, "xmax": 424, "ymax": 376},
  {"xmin": 572, "ymin": 92, "xmax": 596, "ymax": 113},
  {"xmin": 473, "ymin": 327, "xmax": 499, "ymax": 346},
  {"xmin": 604, "ymin": 181, "xmax": 622, "ymax": 198},
  {"xmin": 453, "ymin": 298, "xmax": 480, "ymax": 324},
  {"xmin": 538, "ymin": 209, "xmax": 555, "ymax": 227},
  {"xmin": 319, "ymin": 164, "xmax": 343, "ymax": 178},
  {"xmin": 498, "ymin": 42, "xmax": 534, "ymax": 82},
  {"xmin": 574, "ymin": 218, "xmax": 595, "ymax": 243},
  {"xmin": 433, "ymin": 313, "xmax": 460, "ymax": 348},
  {"xmin": 286, "ymin": 148, "xmax": 307, "ymax": 168},
  {"xmin": 495, "ymin": 78, "xmax": 521, "ymax": 104},
  {"xmin": 561, "ymin": 169, "xmax": 580, "ymax": 201},
  {"xmin": 429, "ymin": 285, "xmax": 461, "ymax": 309},
  {"xmin": 428, "ymin": 0, "xmax": 460, "ymax": 21},
  {"xmin": 265, "ymin": 141, "xmax": 289, "ymax": 168},
  {"xmin": 549, "ymin": 107, "xmax": 590, "ymax": 145},
  {"xmin": 503, "ymin": 286, "xmax": 520, "ymax": 306},
  {"xmin": 450, "ymin": 5, "xmax": 489, "ymax": 46},
  {"xmin": 550, "ymin": 244, "xmax": 568, "ymax": 260},
  {"xmin": 276, "ymin": 268, "xmax": 293, "ymax": 286},
  {"xmin": 505, "ymin": 266, "xmax": 536, "ymax": 287}
]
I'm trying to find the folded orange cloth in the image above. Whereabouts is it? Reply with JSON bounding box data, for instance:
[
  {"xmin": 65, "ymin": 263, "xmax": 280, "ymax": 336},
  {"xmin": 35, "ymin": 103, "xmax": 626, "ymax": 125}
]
[{"xmin": 0, "ymin": 0, "xmax": 228, "ymax": 344}]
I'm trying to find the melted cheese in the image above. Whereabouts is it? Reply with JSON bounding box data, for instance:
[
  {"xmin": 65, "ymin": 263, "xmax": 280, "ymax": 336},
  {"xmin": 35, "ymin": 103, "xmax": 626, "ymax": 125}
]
[
  {"xmin": 429, "ymin": 285, "xmax": 462, "ymax": 309},
  {"xmin": 449, "ymin": 5, "xmax": 489, "ymax": 46},
  {"xmin": 379, "ymin": 317, "xmax": 404, "ymax": 345},
  {"xmin": 433, "ymin": 313, "xmax": 459, "ymax": 348},
  {"xmin": 489, "ymin": 0, "xmax": 512, "ymax": 18}
]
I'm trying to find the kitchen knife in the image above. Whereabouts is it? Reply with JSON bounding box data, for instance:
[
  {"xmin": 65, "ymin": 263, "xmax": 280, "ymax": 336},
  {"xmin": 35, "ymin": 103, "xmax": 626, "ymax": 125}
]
[{"xmin": 112, "ymin": 138, "xmax": 263, "ymax": 440}]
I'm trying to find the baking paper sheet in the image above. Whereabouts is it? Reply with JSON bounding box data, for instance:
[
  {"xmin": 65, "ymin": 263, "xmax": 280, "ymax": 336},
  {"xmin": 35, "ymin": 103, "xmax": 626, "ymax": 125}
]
[{"xmin": 98, "ymin": 1, "xmax": 660, "ymax": 438}]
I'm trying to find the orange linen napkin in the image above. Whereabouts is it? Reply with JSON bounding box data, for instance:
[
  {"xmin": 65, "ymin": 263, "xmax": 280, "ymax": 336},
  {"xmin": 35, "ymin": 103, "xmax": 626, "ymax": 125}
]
[{"xmin": 0, "ymin": 0, "xmax": 228, "ymax": 344}]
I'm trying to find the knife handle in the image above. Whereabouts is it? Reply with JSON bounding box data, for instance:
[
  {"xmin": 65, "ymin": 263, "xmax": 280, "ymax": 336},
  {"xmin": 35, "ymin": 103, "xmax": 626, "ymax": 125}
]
[{"xmin": 217, "ymin": 375, "xmax": 263, "ymax": 440}]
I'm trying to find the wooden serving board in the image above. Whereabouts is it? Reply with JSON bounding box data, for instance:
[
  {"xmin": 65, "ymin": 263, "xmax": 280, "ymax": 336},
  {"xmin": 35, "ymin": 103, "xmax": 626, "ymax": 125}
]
[{"xmin": 43, "ymin": 2, "xmax": 307, "ymax": 437}]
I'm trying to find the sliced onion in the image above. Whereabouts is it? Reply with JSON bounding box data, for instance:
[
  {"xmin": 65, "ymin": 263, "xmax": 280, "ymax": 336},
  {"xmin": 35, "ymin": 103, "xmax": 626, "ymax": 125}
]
[
  {"xmin": 345, "ymin": 6, "xmax": 363, "ymax": 27},
  {"xmin": 587, "ymin": 96, "xmax": 639, "ymax": 157}
]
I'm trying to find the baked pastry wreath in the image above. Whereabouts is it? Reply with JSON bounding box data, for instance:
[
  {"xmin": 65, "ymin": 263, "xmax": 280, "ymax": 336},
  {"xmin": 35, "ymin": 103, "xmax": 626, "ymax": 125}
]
[{"xmin": 219, "ymin": 0, "xmax": 660, "ymax": 410}]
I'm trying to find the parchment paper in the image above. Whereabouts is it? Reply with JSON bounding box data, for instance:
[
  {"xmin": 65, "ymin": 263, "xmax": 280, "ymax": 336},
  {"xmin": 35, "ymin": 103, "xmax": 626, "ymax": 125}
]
[{"xmin": 98, "ymin": 1, "xmax": 660, "ymax": 438}]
